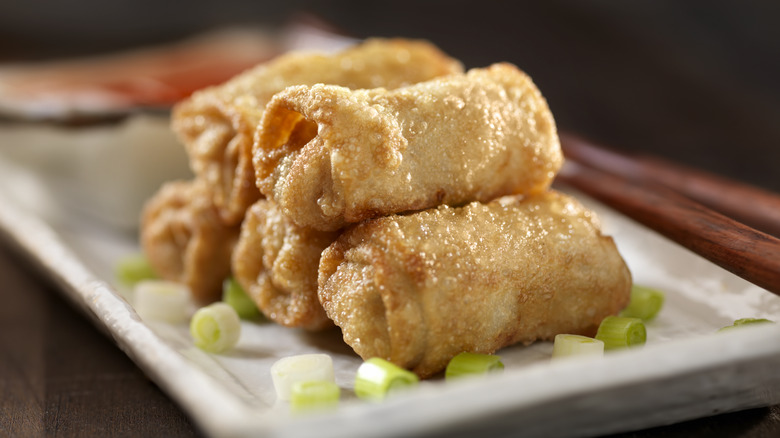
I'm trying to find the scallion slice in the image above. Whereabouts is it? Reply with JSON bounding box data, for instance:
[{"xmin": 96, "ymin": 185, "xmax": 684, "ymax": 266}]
[
  {"xmin": 222, "ymin": 277, "xmax": 261, "ymax": 319},
  {"xmin": 552, "ymin": 334, "xmax": 604, "ymax": 359},
  {"xmin": 270, "ymin": 354, "xmax": 335, "ymax": 401},
  {"xmin": 190, "ymin": 302, "xmax": 241, "ymax": 353},
  {"xmin": 719, "ymin": 318, "xmax": 774, "ymax": 332},
  {"xmin": 116, "ymin": 254, "xmax": 157, "ymax": 286},
  {"xmin": 290, "ymin": 381, "xmax": 340, "ymax": 413},
  {"xmin": 595, "ymin": 316, "xmax": 646, "ymax": 350},
  {"xmin": 733, "ymin": 318, "xmax": 773, "ymax": 326},
  {"xmin": 620, "ymin": 285, "xmax": 665, "ymax": 321},
  {"xmin": 445, "ymin": 352, "xmax": 504, "ymax": 379},
  {"xmin": 133, "ymin": 280, "xmax": 190, "ymax": 324},
  {"xmin": 354, "ymin": 358, "xmax": 419, "ymax": 402}
]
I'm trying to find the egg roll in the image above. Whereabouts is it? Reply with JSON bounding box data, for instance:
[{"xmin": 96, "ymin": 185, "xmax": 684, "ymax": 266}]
[
  {"xmin": 141, "ymin": 180, "xmax": 240, "ymax": 304},
  {"xmin": 232, "ymin": 199, "xmax": 338, "ymax": 330},
  {"xmin": 172, "ymin": 38, "xmax": 463, "ymax": 225},
  {"xmin": 255, "ymin": 62, "xmax": 562, "ymax": 231},
  {"xmin": 318, "ymin": 191, "xmax": 631, "ymax": 378}
]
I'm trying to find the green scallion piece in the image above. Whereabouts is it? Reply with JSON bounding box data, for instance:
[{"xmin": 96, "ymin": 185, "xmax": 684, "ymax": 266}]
[
  {"xmin": 354, "ymin": 357, "xmax": 419, "ymax": 402},
  {"xmin": 445, "ymin": 352, "xmax": 504, "ymax": 380},
  {"xmin": 719, "ymin": 318, "xmax": 774, "ymax": 332},
  {"xmin": 552, "ymin": 334, "xmax": 604, "ymax": 359},
  {"xmin": 115, "ymin": 253, "xmax": 157, "ymax": 286},
  {"xmin": 595, "ymin": 316, "xmax": 646, "ymax": 350},
  {"xmin": 620, "ymin": 285, "xmax": 665, "ymax": 321},
  {"xmin": 290, "ymin": 381, "xmax": 340, "ymax": 414},
  {"xmin": 222, "ymin": 277, "xmax": 261, "ymax": 319},
  {"xmin": 190, "ymin": 302, "xmax": 241, "ymax": 353},
  {"xmin": 733, "ymin": 318, "xmax": 773, "ymax": 326}
]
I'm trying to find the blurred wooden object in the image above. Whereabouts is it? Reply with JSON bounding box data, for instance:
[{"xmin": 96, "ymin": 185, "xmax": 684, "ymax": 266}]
[
  {"xmin": 560, "ymin": 133, "xmax": 780, "ymax": 237},
  {"xmin": 557, "ymin": 157, "xmax": 780, "ymax": 295}
]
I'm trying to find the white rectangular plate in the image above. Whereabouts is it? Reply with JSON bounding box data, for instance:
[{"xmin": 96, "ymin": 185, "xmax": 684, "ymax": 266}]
[{"xmin": 2, "ymin": 153, "xmax": 780, "ymax": 438}]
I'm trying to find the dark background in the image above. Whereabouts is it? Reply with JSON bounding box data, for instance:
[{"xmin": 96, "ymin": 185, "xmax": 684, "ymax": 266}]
[
  {"xmin": 1, "ymin": 1, "xmax": 779, "ymax": 436},
  {"xmin": 1, "ymin": 0, "xmax": 778, "ymax": 192}
]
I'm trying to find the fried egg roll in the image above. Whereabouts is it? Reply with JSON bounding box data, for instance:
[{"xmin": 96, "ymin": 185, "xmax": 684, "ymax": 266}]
[
  {"xmin": 318, "ymin": 191, "xmax": 631, "ymax": 378},
  {"xmin": 232, "ymin": 199, "xmax": 338, "ymax": 330},
  {"xmin": 255, "ymin": 62, "xmax": 562, "ymax": 231},
  {"xmin": 172, "ymin": 38, "xmax": 463, "ymax": 225},
  {"xmin": 141, "ymin": 180, "xmax": 240, "ymax": 304}
]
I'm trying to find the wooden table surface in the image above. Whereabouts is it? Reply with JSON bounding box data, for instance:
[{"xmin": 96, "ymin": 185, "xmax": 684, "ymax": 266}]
[{"xmin": 1, "ymin": 1, "xmax": 779, "ymax": 436}]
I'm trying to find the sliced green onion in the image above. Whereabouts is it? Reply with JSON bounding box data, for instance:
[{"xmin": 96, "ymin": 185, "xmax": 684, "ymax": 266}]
[
  {"xmin": 733, "ymin": 318, "xmax": 773, "ymax": 326},
  {"xmin": 552, "ymin": 334, "xmax": 604, "ymax": 359},
  {"xmin": 354, "ymin": 358, "xmax": 419, "ymax": 402},
  {"xmin": 290, "ymin": 381, "xmax": 340, "ymax": 414},
  {"xmin": 190, "ymin": 302, "xmax": 241, "ymax": 353},
  {"xmin": 115, "ymin": 254, "xmax": 157, "ymax": 286},
  {"xmin": 719, "ymin": 318, "xmax": 774, "ymax": 332},
  {"xmin": 222, "ymin": 277, "xmax": 261, "ymax": 319},
  {"xmin": 133, "ymin": 280, "xmax": 190, "ymax": 324},
  {"xmin": 270, "ymin": 354, "xmax": 335, "ymax": 401},
  {"xmin": 595, "ymin": 316, "xmax": 646, "ymax": 350},
  {"xmin": 445, "ymin": 352, "xmax": 504, "ymax": 380},
  {"xmin": 620, "ymin": 285, "xmax": 665, "ymax": 321}
]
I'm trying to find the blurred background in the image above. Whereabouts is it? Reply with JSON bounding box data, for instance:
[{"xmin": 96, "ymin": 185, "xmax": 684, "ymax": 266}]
[{"xmin": 1, "ymin": 0, "xmax": 778, "ymax": 192}]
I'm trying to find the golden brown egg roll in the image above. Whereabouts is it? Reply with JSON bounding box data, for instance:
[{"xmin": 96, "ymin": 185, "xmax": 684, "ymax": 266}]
[
  {"xmin": 172, "ymin": 38, "xmax": 463, "ymax": 225},
  {"xmin": 232, "ymin": 199, "xmax": 339, "ymax": 330},
  {"xmin": 140, "ymin": 180, "xmax": 240, "ymax": 304},
  {"xmin": 318, "ymin": 191, "xmax": 631, "ymax": 378},
  {"xmin": 255, "ymin": 62, "xmax": 563, "ymax": 231}
]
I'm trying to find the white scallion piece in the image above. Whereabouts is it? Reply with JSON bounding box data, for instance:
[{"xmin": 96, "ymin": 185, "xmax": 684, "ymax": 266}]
[
  {"xmin": 552, "ymin": 334, "xmax": 605, "ymax": 359},
  {"xmin": 133, "ymin": 280, "xmax": 190, "ymax": 324},
  {"xmin": 270, "ymin": 354, "xmax": 335, "ymax": 401}
]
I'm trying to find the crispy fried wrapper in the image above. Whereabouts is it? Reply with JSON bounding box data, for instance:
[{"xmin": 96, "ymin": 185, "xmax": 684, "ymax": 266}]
[
  {"xmin": 172, "ymin": 38, "xmax": 463, "ymax": 225},
  {"xmin": 141, "ymin": 180, "xmax": 240, "ymax": 304},
  {"xmin": 255, "ymin": 62, "xmax": 563, "ymax": 231},
  {"xmin": 318, "ymin": 191, "xmax": 631, "ymax": 378},
  {"xmin": 232, "ymin": 199, "xmax": 339, "ymax": 330}
]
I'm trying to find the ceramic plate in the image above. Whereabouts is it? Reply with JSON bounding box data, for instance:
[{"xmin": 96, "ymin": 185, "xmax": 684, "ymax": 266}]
[{"xmin": 1, "ymin": 152, "xmax": 779, "ymax": 438}]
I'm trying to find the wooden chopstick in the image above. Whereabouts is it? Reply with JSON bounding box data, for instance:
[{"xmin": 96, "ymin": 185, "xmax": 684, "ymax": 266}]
[
  {"xmin": 556, "ymin": 143, "xmax": 780, "ymax": 296},
  {"xmin": 559, "ymin": 133, "xmax": 780, "ymax": 237}
]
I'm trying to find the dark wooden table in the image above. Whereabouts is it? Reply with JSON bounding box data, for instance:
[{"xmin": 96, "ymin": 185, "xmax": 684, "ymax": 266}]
[{"xmin": 2, "ymin": 1, "xmax": 779, "ymax": 436}]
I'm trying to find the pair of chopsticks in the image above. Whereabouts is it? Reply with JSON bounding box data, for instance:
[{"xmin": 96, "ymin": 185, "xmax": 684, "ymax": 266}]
[{"xmin": 555, "ymin": 133, "xmax": 780, "ymax": 296}]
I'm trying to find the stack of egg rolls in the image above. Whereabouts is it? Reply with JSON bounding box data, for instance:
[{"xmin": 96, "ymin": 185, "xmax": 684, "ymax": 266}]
[{"xmin": 140, "ymin": 37, "xmax": 632, "ymax": 377}]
